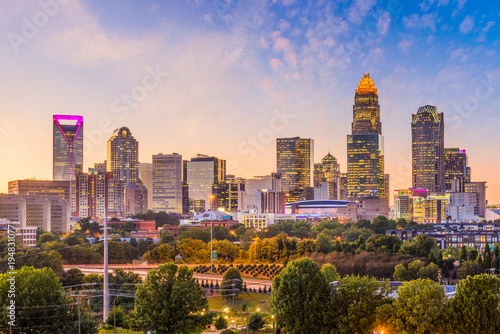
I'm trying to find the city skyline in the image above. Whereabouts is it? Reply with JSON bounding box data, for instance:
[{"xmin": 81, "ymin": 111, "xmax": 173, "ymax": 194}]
[{"xmin": 1, "ymin": 0, "xmax": 499, "ymax": 204}]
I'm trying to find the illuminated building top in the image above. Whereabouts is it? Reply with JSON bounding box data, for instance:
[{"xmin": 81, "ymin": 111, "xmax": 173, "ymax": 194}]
[{"xmin": 356, "ymin": 73, "xmax": 378, "ymax": 95}]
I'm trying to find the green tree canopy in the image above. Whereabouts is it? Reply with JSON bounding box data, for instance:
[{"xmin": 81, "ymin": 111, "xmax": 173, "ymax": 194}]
[
  {"xmin": 320, "ymin": 263, "xmax": 340, "ymax": 283},
  {"xmin": 445, "ymin": 274, "xmax": 500, "ymax": 334},
  {"xmin": 271, "ymin": 258, "xmax": 328, "ymax": 334},
  {"xmin": 221, "ymin": 267, "xmax": 243, "ymax": 299},
  {"xmin": 383, "ymin": 278, "xmax": 447, "ymax": 334},
  {"xmin": 214, "ymin": 314, "xmax": 228, "ymax": 330},
  {"xmin": 129, "ymin": 263, "xmax": 211, "ymax": 334},
  {"xmin": 399, "ymin": 234, "xmax": 438, "ymax": 258}
]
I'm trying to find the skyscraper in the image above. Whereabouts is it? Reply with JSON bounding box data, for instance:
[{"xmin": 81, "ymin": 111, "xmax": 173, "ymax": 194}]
[
  {"xmin": 412, "ymin": 105, "xmax": 445, "ymax": 192},
  {"xmin": 152, "ymin": 153, "xmax": 183, "ymax": 213},
  {"xmin": 139, "ymin": 163, "xmax": 153, "ymax": 210},
  {"xmin": 107, "ymin": 127, "xmax": 140, "ymax": 187},
  {"xmin": 347, "ymin": 73, "xmax": 385, "ymax": 200},
  {"xmin": 276, "ymin": 137, "xmax": 314, "ymax": 203},
  {"xmin": 314, "ymin": 152, "xmax": 341, "ymax": 200},
  {"xmin": 53, "ymin": 115, "xmax": 83, "ymax": 181},
  {"xmin": 444, "ymin": 148, "xmax": 471, "ymax": 191},
  {"xmin": 183, "ymin": 154, "xmax": 226, "ymax": 212}
]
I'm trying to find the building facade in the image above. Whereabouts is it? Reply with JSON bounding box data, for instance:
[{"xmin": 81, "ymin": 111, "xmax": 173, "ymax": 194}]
[
  {"xmin": 53, "ymin": 115, "xmax": 83, "ymax": 181},
  {"xmin": 107, "ymin": 127, "xmax": 140, "ymax": 188},
  {"xmin": 347, "ymin": 73, "xmax": 385, "ymax": 201},
  {"xmin": 125, "ymin": 184, "xmax": 148, "ymax": 216},
  {"xmin": 276, "ymin": 137, "xmax": 314, "ymax": 203},
  {"xmin": 256, "ymin": 189, "xmax": 285, "ymax": 214},
  {"xmin": 152, "ymin": 153, "xmax": 183, "ymax": 213},
  {"xmin": 444, "ymin": 148, "xmax": 470, "ymax": 191},
  {"xmin": 314, "ymin": 152, "xmax": 341, "ymax": 200},
  {"xmin": 139, "ymin": 162, "xmax": 153, "ymax": 210},
  {"xmin": 412, "ymin": 105, "xmax": 445, "ymax": 192},
  {"xmin": 8, "ymin": 179, "xmax": 70, "ymax": 201},
  {"xmin": 0, "ymin": 194, "xmax": 70, "ymax": 233},
  {"xmin": 244, "ymin": 173, "xmax": 282, "ymax": 210},
  {"xmin": 183, "ymin": 154, "xmax": 226, "ymax": 213}
]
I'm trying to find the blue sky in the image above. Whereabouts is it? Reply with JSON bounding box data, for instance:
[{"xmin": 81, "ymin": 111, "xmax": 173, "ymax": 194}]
[{"xmin": 0, "ymin": 0, "xmax": 499, "ymax": 203}]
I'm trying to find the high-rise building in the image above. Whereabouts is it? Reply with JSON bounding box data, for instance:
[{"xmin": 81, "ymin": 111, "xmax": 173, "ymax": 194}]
[
  {"xmin": 347, "ymin": 73, "xmax": 385, "ymax": 200},
  {"xmin": 276, "ymin": 137, "xmax": 314, "ymax": 203},
  {"xmin": 71, "ymin": 170, "xmax": 124, "ymax": 219},
  {"xmin": 244, "ymin": 173, "xmax": 282, "ymax": 210},
  {"xmin": 139, "ymin": 163, "xmax": 153, "ymax": 210},
  {"xmin": 444, "ymin": 148, "xmax": 470, "ymax": 191},
  {"xmin": 465, "ymin": 181, "xmax": 487, "ymax": 217},
  {"xmin": 256, "ymin": 189, "xmax": 285, "ymax": 214},
  {"xmin": 53, "ymin": 115, "xmax": 83, "ymax": 181},
  {"xmin": 152, "ymin": 153, "xmax": 183, "ymax": 213},
  {"xmin": 412, "ymin": 105, "xmax": 445, "ymax": 192},
  {"xmin": 314, "ymin": 152, "xmax": 341, "ymax": 200},
  {"xmin": 8, "ymin": 179, "xmax": 70, "ymax": 201},
  {"xmin": 224, "ymin": 176, "xmax": 246, "ymax": 212},
  {"xmin": 107, "ymin": 127, "xmax": 140, "ymax": 188},
  {"xmin": 183, "ymin": 154, "xmax": 226, "ymax": 213},
  {"xmin": 125, "ymin": 184, "xmax": 148, "ymax": 216}
]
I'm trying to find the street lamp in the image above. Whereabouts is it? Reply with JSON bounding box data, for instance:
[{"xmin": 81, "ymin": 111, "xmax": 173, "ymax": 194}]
[
  {"xmin": 272, "ymin": 315, "xmax": 275, "ymax": 334},
  {"xmin": 209, "ymin": 194, "xmax": 215, "ymax": 275}
]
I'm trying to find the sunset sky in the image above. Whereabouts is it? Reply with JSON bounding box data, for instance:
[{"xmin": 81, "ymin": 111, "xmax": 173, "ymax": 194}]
[{"xmin": 0, "ymin": 0, "xmax": 499, "ymax": 204}]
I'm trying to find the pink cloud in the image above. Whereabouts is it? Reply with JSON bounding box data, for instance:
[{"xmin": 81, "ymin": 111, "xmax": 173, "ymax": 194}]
[
  {"xmin": 274, "ymin": 37, "xmax": 291, "ymax": 51},
  {"xmin": 270, "ymin": 58, "xmax": 284, "ymax": 70}
]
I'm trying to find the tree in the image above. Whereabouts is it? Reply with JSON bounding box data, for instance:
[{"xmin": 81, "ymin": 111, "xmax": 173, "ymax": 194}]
[
  {"xmin": 365, "ymin": 234, "xmax": 402, "ymax": 254},
  {"xmin": 483, "ymin": 242, "xmax": 492, "ymax": 269},
  {"xmin": 320, "ymin": 263, "xmax": 340, "ymax": 282},
  {"xmin": 459, "ymin": 245, "xmax": 468, "ymax": 263},
  {"xmin": 326, "ymin": 275, "xmax": 392, "ymax": 334},
  {"xmin": 445, "ymin": 274, "xmax": 500, "ymax": 334},
  {"xmin": 143, "ymin": 243, "xmax": 175, "ymax": 264},
  {"xmin": 0, "ymin": 266, "xmax": 97, "ymax": 333},
  {"xmin": 248, "ymin": 313, "xmax": 265, "ymax": 331},
  {"xmin": 159, "ymin": 230, "xmax": 175, "ymax": 245},
  {"xmin": 129, "ymin": 263, "xmax": 211, "ymax": 334},
  {"xmin": 177, "ymin": 238, "xmax": 210, "ymax": 263},
  {"xmin": 458, "ymin": 260, "xmax": 484, "ymax": 279},
  {"xmin": 59, "ymin": 268, "xmax": 85, "ymax": 287},
  {"xmin": 399, "ymin": 234, "xmax": 438, "ymax": 258},
  {"xmin": 107, "ymin": 305, "xmax": 125, "ymax": 328},
  {"xmin": 221, "ymin": 267, "xmax": 243, "ymax": 299},
  {"xmin": 371, "ymin": 215, "xmax": 395, "ymax": 234},
  {"xmin": 214, "ymin": 314, "xmax": 228, "ymax": 331},
  {"xmin": 36, "ymin": 232, "xmax": 59, "ymax": 246},
  {"xmin": 271, "ymin": 258, "xmax": 328, "ymax": 334},
  {"xmin": 383, "ymin": 278, "xmax": 446, "ymax": 334}
]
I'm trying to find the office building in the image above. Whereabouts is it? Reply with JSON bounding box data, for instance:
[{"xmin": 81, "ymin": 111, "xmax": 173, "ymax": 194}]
[
  {"xmin": 347, "ymin": 73, "xmax": 385, "ymax": 200},
  {"xmin": 465, "ymin": 182, "xmax": 487, "ymax": 217},
  {"xmin": 224, "ymin": 176, "xmax": 246, "ymax": 212},
  {"xmin": 152, "ymin": 153, "xmax": 183, "ymax": 213},
  {"xmin": 139, "ymin": 162, "xmax": 153, "ymax": 210},
  {"xmin": 8, "ymin": 179, "xmax": 70, "ymax": 201},
  {"xmin": 276, "ymin": 137, "xmax": 314, "ymax": 203},
  {"xmin": 125, "ymin": 184, "xmax": 148, "ymax": 216},
  {"xmin": 444, "ymin": 148, "xmax": 471, "ymax": 191},
  {"xmin": 53, "ymin": 115, "xmax": 83, "ymax": 181},
  {"xmin": 0, "ymin": 194, "xmax": 70, "ymax": 233},
  {"xmin": 0, "ymin": 220, "xmax": 37, "ymax": 247},
  {"xmin": 107, "ymin": 127, "xmax": 140, "ymax": 188},
  {"xmin": 183, "ymin": 154, "xmax": 226, "ymax": 213},
  {"xmin": 394, "ymin": 188, "xmax": 428, "ymax": 221},
  {"xmin": 412, "ymin": 105, "xmax": 445, "ymax": 192}
]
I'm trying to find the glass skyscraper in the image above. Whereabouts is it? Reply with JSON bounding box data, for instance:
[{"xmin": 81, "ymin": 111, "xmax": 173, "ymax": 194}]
[
  {"xmin": 53, "ymin": 115, "xmax": 83, "ymax": 181},
  {"xmin": 107, "ymin": 127, "xmax": 140, "ymax": 187},
  {"xmin": 411, "ymin": 105, "xmax": 445, "ymax": 192},
  {"xmin": 347, "ymin": 73, "xmax": 385, "ymax": 200},
  {"xmin": 276, "ymin": 137, "xmax": 314, "ymax": 203},
  {"xmin": 444, "ymin": 148, "xmax": 471, "ymax": 191}
]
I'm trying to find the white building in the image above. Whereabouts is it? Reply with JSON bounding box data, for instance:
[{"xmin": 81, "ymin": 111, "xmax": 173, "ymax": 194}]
[{"xmin": 0, "ymin": 219, "xmax": 37, "ymax": 247}]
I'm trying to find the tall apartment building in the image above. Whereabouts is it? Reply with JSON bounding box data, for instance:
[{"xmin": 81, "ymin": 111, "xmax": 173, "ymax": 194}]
[
  {"xmin": 276, "ymin": 137, "xmax": 314, "ymax": 203},
  {"xmin": 256, "ymin": 190, "xmax": 285, "ymax": 214},
  {"xmin": 71, "ymin": 170, "xmax": 124, "ymax": 219},
  {"xmin": 347, "ymin": 73, "xmax": 385, "ymax": 200},
  {"xmin": 314, "ymin": 152, "xmax": 341, "ymax": 200},
  {"xmin": 53, "ymin": 115, "xmax": 83, "ymax": 181},
  {"xmin": 107, "ymin": 127, "xmax": 140, "ymax": 188},
  {"xmin": 444, "ymin": 148, "xmax": 471, "ymax": 191},
  {"xmin": 152, "ymin": 153, "xmax": 183, "ymax": 213},
  {"xmin": 125, "ymin": 184, "xmax": 148, "ymax": 216}
]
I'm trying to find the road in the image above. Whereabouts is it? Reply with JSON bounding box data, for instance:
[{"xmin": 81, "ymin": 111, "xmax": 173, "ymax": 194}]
[{"xmin": 68, "ymin": 265, "xmax": 273, "ymax": 291}]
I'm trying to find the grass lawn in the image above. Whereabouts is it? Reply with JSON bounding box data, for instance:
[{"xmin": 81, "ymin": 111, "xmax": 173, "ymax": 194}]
[
  {"xmin": 208, "ymin": 292, "xmax": 272, "ymax": 314},
  {"xmin": 99, "ymin": 329, "xmax": 139, "ymax": 333}
]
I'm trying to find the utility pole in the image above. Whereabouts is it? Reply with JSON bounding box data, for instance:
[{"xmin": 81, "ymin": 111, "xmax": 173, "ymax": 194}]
[
  {"xmin": 103, "ymin": 208, "xmax": 109, "ymax": 322},
  {"xmin": 114, "ymin": 298, "xmax": 116, "ymax": 334},
  {"xmin": 246, "ymin": 309, "xmax": 249, "ymax": 334},
  {"xmin": 210, "ymin": 195, "xmax": 214, "ymax": 275},
  {"xmin": 78, "ymin": 301, "xmax": 81, "ymax": 334}
]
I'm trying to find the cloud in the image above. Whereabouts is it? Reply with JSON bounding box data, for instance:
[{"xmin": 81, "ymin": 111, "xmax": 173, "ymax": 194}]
[
  {"xmin": 270, "ymin": 58, "xmax": 285, "ymax": 70},
  {"xmin": 148, "ymin": 4, "xmax": 160, "ymax": 13},
  {"xmin": 204, "ymin": 14, "xmax": 212, "ymax": 23},
  {"xmin": 403, "ymin": 13, "xmax": 439, "ymax": 31},
  {"xmin": 398, "ymin": 34, "xmax": 414, "ymax": 52},
  {"xmin": 452, "ymin": 0, "xmax": 467, "ymax": 16},
  {"xmin": 450, "ymin": 47, "xmax": 469, "ymax": 61},
  {"xmin": 278, "ymin": 19, "xmax": 291, "ymax": 32},
  {"xmin": 476, "ymin": 21, "xmax": 495, "ymax": 42},
  {"xmin": 378, "ymin": 12, "xmax": 391, "ymax": 35},
  {"xmin": 459, "ymin": 15, "xmax": 474, "ymax": 33},
  {"xmin": 419, "ymin": 0, "xmax": 435, "ymax": 11},
  {"xmin": 346, "ymin": 0, "xmax": 377, "ymax": 24}
]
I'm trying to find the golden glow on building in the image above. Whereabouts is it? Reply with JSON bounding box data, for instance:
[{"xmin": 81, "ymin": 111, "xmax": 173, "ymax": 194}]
[{"xmin": 356, "ymin": 73, "xmax": 378, "ymax": 95}]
